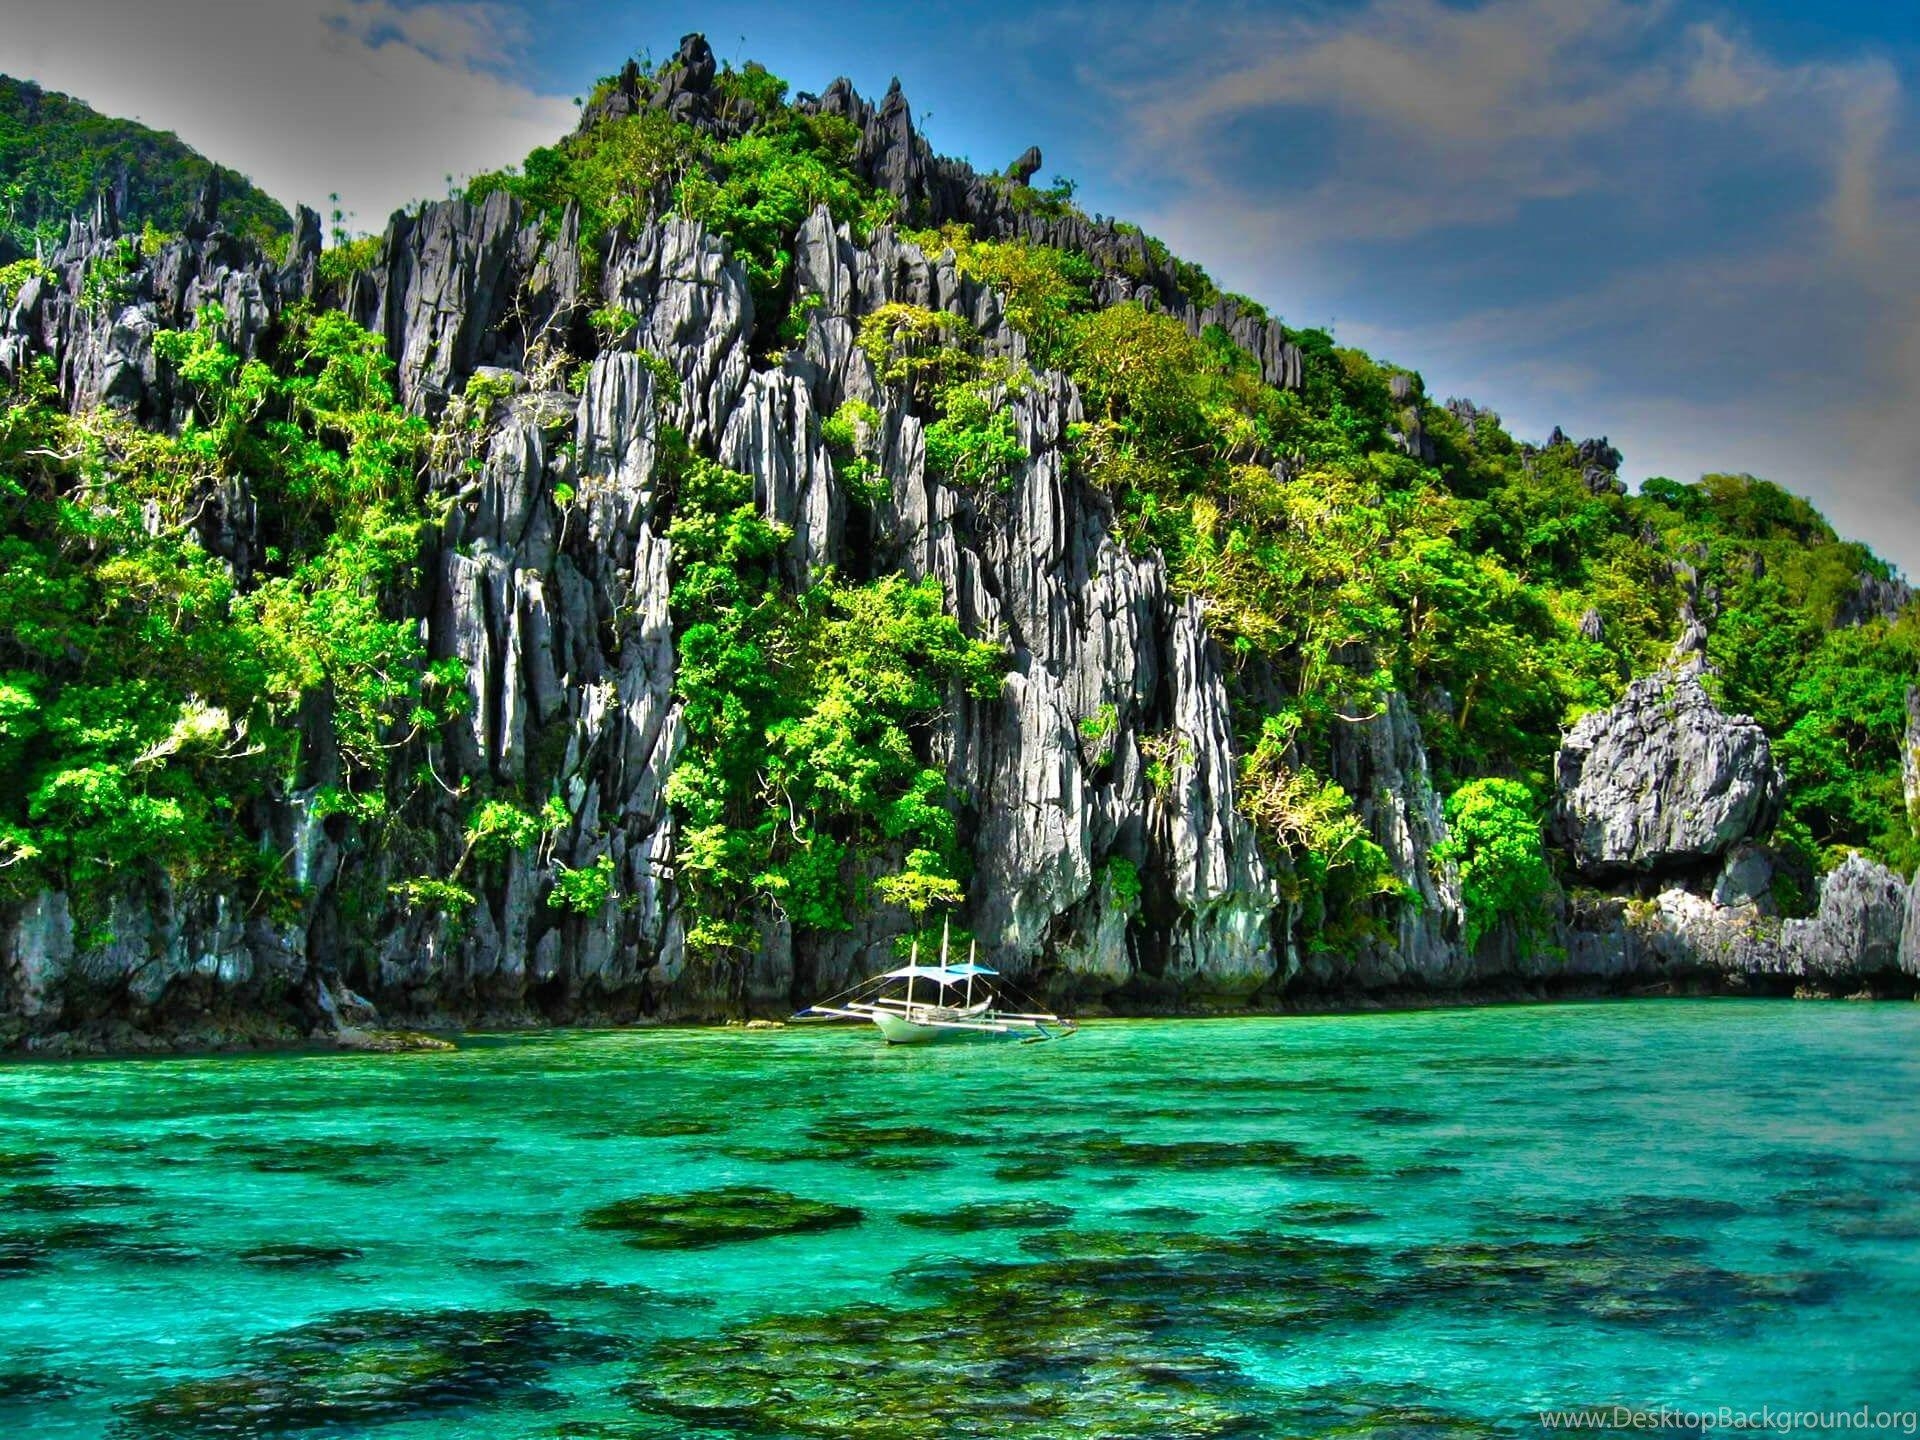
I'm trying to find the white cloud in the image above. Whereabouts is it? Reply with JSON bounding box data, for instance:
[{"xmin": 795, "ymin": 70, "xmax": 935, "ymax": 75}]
[
  {"xmin": 1114, "ymin": 0, "xmax": 1680, "ymax": 241},
  {"xmin": 329, "ymin": 0, "xmax": 523, "ymax": 69},
  {"xmin": 0, "ymin": 0, "xmax": 578, "ymax": 231},
  {"xmin": 1152, "ymin": 0, "xmax": 1659, "ymax": 144},
  {"xmin": 1099, "ymin": 0, "xmax": 1920, "ymax": 572}
]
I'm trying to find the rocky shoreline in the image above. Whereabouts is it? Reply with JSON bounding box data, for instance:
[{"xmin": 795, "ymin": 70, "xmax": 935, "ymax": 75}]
[{"xmin": 10, "ymin": 971, "xmax": 1918, "ymax": 1060}]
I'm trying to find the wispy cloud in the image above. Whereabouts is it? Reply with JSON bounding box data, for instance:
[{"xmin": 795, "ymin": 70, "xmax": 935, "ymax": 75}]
[
  {"xmin": 327, "ymin": 0, "xmax": 525, "ymax": 71},
  {"xmin": 0, "ymin": 0, "xmax": 577, "ymax": 230},
  {"xmin": 1090, "ymin": 0, "xmax": 1919, "ymax": 571},
  {"xmin": 1113, "ymin": 0, "xmax": 1680, "ymax": 239}
]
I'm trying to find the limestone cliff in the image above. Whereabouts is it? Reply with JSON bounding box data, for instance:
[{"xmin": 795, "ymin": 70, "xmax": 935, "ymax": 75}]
[{"xmin": 1, "ymin": 38, "xmax": 1914, "ymax": 1050}]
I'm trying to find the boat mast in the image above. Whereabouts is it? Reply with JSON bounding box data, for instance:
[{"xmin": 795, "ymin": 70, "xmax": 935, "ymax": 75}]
[
  {"xmin": 938, "ymin": 919, "xmax": 950, "ymax": 1017},
  {"xmin": 965, "ymin": 938, "xmax": 975, "ymax": 1007},
  {"xmin": 906, "ymin": 937, "xmax": 917, "ymax": 1019}
]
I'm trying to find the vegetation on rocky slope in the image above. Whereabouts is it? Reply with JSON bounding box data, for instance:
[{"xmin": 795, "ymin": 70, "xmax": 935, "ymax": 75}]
[
  {"xmin": 1, "ymin": 37, "xmax": 1913, "ymax": 978},
  {"xmin": 464, "ymin": 60, "xmax": 893, "ymax": 314},
  {"xmin": 664, "ymin": 449, "xmax": 1002, "ymax": 981},
  {"xmin": 0, "ymin": 302, "xmax": 457, "ymax": 924},
  {"xmin": 0, "ymin": 76, "xmax": 290, "ymax": 259}
]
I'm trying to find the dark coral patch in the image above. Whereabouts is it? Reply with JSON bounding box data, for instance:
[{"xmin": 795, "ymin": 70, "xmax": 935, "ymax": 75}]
[
  {"xmin": 899, "ymin": 1200, "xmax": 1073, "ymax": 1232},
  {"xmin": 121, "ymin": 1307, "xmax": 597, "ymax": 1438},
  {"xmin": 237, "ymin": 1243, "xmax": 364, "ymax": 1269},
  {"xmin": 583, "ymin": 1186, "xmax": 863, "ymax": 1250}
]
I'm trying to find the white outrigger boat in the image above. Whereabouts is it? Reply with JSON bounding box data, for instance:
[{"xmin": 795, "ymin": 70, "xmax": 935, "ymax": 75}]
[{"xmin": 793, "ymin": 924, "xmax": 1075, "ymax": 1045}]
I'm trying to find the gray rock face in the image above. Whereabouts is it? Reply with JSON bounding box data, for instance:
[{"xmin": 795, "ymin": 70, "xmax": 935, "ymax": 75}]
[
  {"xmin": 1835, "ymin": 572, "xmax": 1913, "ymax": 629},
  {"xmin": 781, "ymin": 209, "xmax": 1280, "ymax": 1002},
  {"xmin": 1777, "ymin": 855, "xmax": 1908, "ymax": 980},
  {"xmin": 1712, "ymin": 843, "xmax": 1775, "ymax": 912},
  {"xmin": 342, "ymin": 188, "xmax": 593, "ymax": 418},
  {"xmin": 1308, "ymin": 693, "xmax": 1464, "ymax": 989},
  {"xmin": 1553, "ymin": 671, "xmax": 1782, "ymax": 879},
  {"xmin": 3, "ymin": 67, "xmax": 1913, "ymax": 1048},
  {"xmin": 1558, "ymin": 854, "xmax": 1910, "ymax": 988},
  {"xmin": 0, "ymin": 176, "xmax": 1300, "ymax": 1045},
  {"xmin": 603, "ymin": 217, "xmax": 752, "ymax": 449},
  {"xmin": 798, "ymin": 72, "xmax": 1306, "ymax": 394},
  {"xmin": 1901, "ymin": 865, "xmax": 1920, "ymax": 978},
  {"xmin": 1903, "ymin": 686, "xmax": 1920, "ymax": 833}
]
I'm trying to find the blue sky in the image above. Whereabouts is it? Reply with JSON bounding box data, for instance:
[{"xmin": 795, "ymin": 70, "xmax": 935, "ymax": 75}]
[{"xmin": 2, "ymin": 0, "xmax": 1916, "ymax": 572}]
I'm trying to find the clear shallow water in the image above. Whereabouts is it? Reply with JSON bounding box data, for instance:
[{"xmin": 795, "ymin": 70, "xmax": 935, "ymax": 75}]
[{"xmin": 3, "ymin": 1001, "xmax": 1919, "ymax": 1438}]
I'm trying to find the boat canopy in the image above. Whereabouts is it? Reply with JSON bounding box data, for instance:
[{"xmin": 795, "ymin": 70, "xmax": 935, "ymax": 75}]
[{"xmin": 880, "ymin": 964, "xmax": 999, "ymax": 984}]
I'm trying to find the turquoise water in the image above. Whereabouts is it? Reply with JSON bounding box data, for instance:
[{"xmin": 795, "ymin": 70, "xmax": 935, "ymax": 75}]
[{"xmin": 4, "ymin": 1001, "xmax": 1919, "ymax": 1437}]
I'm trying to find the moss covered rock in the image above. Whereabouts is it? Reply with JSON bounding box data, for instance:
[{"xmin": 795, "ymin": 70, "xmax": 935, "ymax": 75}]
[
  {"xmin": 582, "ymin": 1186, "xmax": 862, "ymax": 1249},
  {"xmin": 121, "ymin": 1307, "xmax": 589, "ymax": 1437},
  {"xmin": 899, "ymin": 1199, "xmax": 1073, "ymax": 1232}
]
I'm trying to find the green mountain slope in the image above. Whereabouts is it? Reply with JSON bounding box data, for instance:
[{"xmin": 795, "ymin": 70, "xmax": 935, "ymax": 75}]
[
  {"xmin": 463, "ymin": 47, "xmax": 1920, "ymax": 929},
  {"xmin": 0, "ymin": 37, "xmax": 1914, "ymax": 1043},
  {"xmin": 0, "ymin": 75, "xmax": 291, "ymax": 259}
]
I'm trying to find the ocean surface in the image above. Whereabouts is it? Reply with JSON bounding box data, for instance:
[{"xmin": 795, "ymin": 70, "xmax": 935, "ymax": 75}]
[{"xmin": 3, "ymin": 1001, "xmax": 1919, "ymax": 1438}]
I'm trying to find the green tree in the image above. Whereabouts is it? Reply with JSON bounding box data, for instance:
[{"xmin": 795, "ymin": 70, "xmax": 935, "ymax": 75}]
[
  {"xmin": 0, "ymin": 76, "xmax": 291, "ymax": 257},
  {"xmin": 1435, "ymin": 779, "xmax": 1555, "ymax": 951},
  {"xmin": 664, "ymin": 454, "xmax": 1003, "ymax": 1000},
  {"xmin": 0, "ymin": 300, "xmax": 450, "ymax": 918}
]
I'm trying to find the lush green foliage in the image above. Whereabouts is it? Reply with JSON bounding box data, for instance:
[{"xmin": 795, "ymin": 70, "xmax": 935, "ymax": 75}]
[
  {"xmin": 664, "ymin": 452, "xmax": 1003, "ymax": 990},
  {"xmin": 0, "ymin": 303, "xmax": 446, "ymax": 917},
  {"xmin": 0, "ymin": 75, "xmax": 290, "ymax": 258},
  {"xmin": 465, "ymin": 62, "xmax": 892, "ymax": 316},
  {"xmin": 678, "ymin": 119, "xmax": 893, "ymax": 311},
  {"xmin": 1101, "ymin": 855, "xmax": 1142, "ymax": 909},
  {"xmin": 905, "ymin": 225, "xmax": 1099, "ymax": 370},
  {"xmin": 924, "ymin": 385, "xmax": 1026, "ymax": 490},
  {"xmin": 1649, "ymin": 474, "xmax": 1920, "ymax": 876},
  {"xmin": 315, "ymin": 235, "xmax": 381, "ymax": 290},
  {"xmin": 853, "ymin": 303, "xmax": 1033, "ymax": 491},
  {"xmin": 819, "ymin": 399, "xmax": 886, "ymax": 503},
  {"xmin": 8, "ymin": 40, "xmax": 1912, "ymax": 970},
  {"xmin": 0, "ymin": 255, "xmax": 53, "ymax": 305},
  {"xmin": 551, "ymin": 853, "xmax": 618, "ymax": 914},
  {"xmin": 897, "ymin": 215, "xmax": 1918, "ymax": 918},
  {"xmin": 467, "ymin": 109, "xmax": 697, "ymax": 246},
  {"xmin": 857, "ymin": 304, "xmax": 979, "ymax": 401},
  {"xmin": 1236, "ymin": 714, "xmax": 1398, "ymax": 943},
  {"xmin": 1434, "ymin": 779, "xmax": 1555, "ymax": 950}
]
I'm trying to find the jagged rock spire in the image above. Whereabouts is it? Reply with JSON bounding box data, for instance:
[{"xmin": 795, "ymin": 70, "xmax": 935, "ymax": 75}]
[
  {"xmin": 656, "ymin": 32, "xmax": 716, "ymax": 125},
  {"xmin": 673, "ymin": 32, "xmax": 715, "ymax": 90},
  {"xmin": 185, "ymin": 166, "xmax": 222, "ymax": 240},
  {"xmin": 1007, "ymin": 146, "xmax": 1043, "ymax": 186},
  {"xmin": 91, "ymin": 186, "xmax": 118, "ymax": 239},
  {"xmin": 287, "ymin": 204, "xmax": 323, "ymax": 274}
]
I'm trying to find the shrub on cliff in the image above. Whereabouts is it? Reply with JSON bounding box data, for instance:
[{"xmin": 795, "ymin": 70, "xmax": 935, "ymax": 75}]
[
  {"xmin": 1435, "ymin": 779, "xmax": 1555, "ymax": 951},
  {"xmin": 0, "ymin": 302, "xmax": 453, "ymax": 919}
]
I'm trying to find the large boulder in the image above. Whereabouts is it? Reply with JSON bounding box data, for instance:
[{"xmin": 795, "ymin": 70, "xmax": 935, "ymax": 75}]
[
  {"xmin": 1552, "ymin": 671, "xmax": 1782, "ymax": 879},
  {"xmin": 1903, "ymin": 864, "xmax": 1920, "ymax": 977},
  {"xmin": 1558, "ymin": 854, "xmax": 1910, "ymax": 988},
  {"xmin": 1777, "ymin": 854, "xmax": 1908, "ymax": 979}
]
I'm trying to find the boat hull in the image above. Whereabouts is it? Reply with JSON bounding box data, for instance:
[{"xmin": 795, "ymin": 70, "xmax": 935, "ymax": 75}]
[{"xmin": 870, "ymin": 1010, "xmax": 963, "ymax": 1045}]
